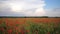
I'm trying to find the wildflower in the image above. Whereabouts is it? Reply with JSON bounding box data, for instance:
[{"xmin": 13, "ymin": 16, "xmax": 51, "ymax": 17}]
[
  {"xmin": 7, "ymin": 29, "xmax": 12, "ymax": 34},
  {"xmin": 20, "ymin": 30, "xmax": 25, "ymax": 34},
  {"xmin": 47, "ymin": 32, "xmax": 50, "ymax": 34},
  {"xmin": 16, "ymin": 32, "xmax": 18, "ymax": 34}
]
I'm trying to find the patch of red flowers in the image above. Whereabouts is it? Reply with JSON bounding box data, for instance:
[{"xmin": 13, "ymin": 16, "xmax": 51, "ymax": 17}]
[
  {"xmin": 20, "ymin": 30, "xmax": 24, "ymax": 34},
  {"xmin": 7, "ymin": 29, "xmax": 12, "ymax": 34},
  {"xmin": 0, "ymin": 27, "xmax": 4, "ymax": 31},
  {"xmin": 47, "ymin": 32, "xmax": 50, "ymax": 34}
]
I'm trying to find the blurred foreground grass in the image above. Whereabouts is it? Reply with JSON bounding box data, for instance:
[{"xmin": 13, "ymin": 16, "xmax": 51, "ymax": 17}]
[{"xmin": 0, "ymin": 22, "xmax": 60, "ymax": 34}]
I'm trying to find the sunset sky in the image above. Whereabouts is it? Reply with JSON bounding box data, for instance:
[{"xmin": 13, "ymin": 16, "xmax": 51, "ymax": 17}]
[{"xmin": 0, "ymin": 0, "xmax": 60, "ymax": 17}]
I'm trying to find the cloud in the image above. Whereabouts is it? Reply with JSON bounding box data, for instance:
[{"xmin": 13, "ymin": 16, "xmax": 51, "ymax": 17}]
[
  {"xmin": 0, "ymin": 0, "xmax": 60, "ymax": 17},
  {"xmin": 0, "ymin": 0, "xmax": 46, "ymax": 16},
  {"xmin": 45, "ymin": 8, "xmax": 60, "ymax": 17}
]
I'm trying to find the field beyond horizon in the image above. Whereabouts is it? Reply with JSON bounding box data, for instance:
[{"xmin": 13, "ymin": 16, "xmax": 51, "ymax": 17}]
[
  {"xmin": 0, "ymin": 18, "xmax": 60, "ymax": 34},
  {"xmin": 0, "ymin": 18, "xmax": 60, "ymax": 24}
]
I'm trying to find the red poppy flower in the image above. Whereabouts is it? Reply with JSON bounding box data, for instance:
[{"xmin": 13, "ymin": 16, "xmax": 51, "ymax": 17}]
[
  {"xmin": 47, "ymin": 32, "xmax": 50, "ymax": 34},
  {"xmin": 16, "ymin": 32, "xmax": 18, "ymax": 34},
  {"xmin": 7, "ymin": 29, "xmax": 12, "ymax": 34},
  {"xmin": 1, "ymin": 28, "xmax": 4, "ymax": 31},
  {"xmin": 20, "ymin": 30, "xmax": 25, "ymax": 34}
]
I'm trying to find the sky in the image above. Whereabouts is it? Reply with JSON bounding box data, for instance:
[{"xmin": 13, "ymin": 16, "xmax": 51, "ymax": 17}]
[
  {"xmin": 45, "ymin": 0, "xmax": 60, "ymax": 9},
  {"xmin": 0, "ymin": 0, "xmax": 60, "ymax": 17}
]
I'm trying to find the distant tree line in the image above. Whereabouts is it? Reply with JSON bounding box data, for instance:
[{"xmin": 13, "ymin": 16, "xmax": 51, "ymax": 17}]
[{"xmin": 0, "ymin": 16, "xmax": 60, "ymax": 18}]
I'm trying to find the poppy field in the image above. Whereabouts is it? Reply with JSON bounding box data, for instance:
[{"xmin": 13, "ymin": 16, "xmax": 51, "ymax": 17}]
[{"xmin": 0, "ymin": 18, "xmax": 60, "ymax": 34}]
